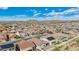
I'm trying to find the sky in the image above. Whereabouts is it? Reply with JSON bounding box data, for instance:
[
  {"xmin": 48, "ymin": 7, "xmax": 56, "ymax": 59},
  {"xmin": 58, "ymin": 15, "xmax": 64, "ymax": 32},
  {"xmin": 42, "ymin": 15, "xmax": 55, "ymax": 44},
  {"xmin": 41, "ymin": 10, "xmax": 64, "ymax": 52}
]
[{"xmin": 0, "ymin": 7, "xmax": 79, "ymax": 21}]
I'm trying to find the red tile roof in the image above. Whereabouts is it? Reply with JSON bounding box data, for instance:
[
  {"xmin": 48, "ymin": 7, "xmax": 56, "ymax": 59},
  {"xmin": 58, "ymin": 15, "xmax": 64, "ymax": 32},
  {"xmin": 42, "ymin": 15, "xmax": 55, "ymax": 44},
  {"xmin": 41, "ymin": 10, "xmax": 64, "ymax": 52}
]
[
  {"xmin": 0, "ymin": 34, "xmax": 6, "ymax": 40},
  {"xmin": 16, "ymin": 40, "xmax": 35, "ymax": 50}
]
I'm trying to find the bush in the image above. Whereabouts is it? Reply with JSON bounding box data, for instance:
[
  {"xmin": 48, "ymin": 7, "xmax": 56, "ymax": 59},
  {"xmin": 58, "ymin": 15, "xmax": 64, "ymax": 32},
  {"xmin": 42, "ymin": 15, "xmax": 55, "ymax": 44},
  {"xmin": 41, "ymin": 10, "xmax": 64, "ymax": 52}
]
[
  {"xmin": 15, "ymin": 35, "xmax": 22, "ymax": 39},
  {"xmin": 53, "ymin": 46, "xmax": 62, "ymax": 51},
  {"xmin": 52, "ymin": 40, "xmax": 61, "ymax": 45}
]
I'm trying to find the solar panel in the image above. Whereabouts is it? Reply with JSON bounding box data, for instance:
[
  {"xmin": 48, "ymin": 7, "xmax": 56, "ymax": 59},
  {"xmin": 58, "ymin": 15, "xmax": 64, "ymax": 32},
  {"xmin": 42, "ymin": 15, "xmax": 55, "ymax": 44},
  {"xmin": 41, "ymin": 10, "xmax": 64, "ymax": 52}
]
[
  {"xmin": 0, "ymin": 43, "xmax": 14, "ymax": 49},
  {"xmin": 47, "ymin": 36, "xmax": 55, "ymax": 41}
]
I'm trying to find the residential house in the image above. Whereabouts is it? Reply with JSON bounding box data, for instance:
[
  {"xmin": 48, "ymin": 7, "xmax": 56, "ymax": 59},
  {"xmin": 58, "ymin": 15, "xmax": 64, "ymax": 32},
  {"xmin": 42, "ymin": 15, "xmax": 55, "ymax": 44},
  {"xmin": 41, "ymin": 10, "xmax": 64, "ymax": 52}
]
[
  {"xmin": 0, "ymin": 34, "xmax": 6, "ymax": 43},
  {"xmin": 29, "ymin": 38, "xmax": 48, "ymax": 50},
  {"xmin": 15, "ymin": 40, "xmax": 36, "ymax": 51},
  {"xmin": 40, "ymin": 36, "xmax": 55, "ymax": 45}
]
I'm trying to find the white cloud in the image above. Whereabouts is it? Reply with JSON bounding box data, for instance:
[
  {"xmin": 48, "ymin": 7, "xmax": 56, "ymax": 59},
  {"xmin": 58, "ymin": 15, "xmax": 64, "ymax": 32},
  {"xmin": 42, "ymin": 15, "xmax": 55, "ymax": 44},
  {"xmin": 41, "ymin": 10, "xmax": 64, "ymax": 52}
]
[
  {"xmin": 62, "ymin": 8, "xmax": 79, "ymax": 15},
  {"xmin": 30, "ymin": 9, "xmax": 38, "ymax": 13},
  {"xmin": 0, "ymin": 7, "xmax": 8, "ymax": 10},
  {"xmin": 30, "ymin": 9, "xmax": 42, "ymax": 17},
  {"xmin": 67, "ymin": 14, "xmax": 79, "ymax": 20},
  {"xmin": 47, "ymin": 10, "xmax": 61, "ymax": 16},
  {"xmin": 46, "ymin": 10, "xmax": 62, "ymax": 17},
  {"xmin": 15, "ymin": 15, "xmax": 27, "ymax": 18},
  {"xmin": 46, "ymin": 8, "xmax": 79, "ymax": 16},
  {"xmin": 1, "ymin": 7, "xmax": 79, "ymax": 21},
  {"xmin": 43, "ymin": 7, "xmax": 79, "ymax": 20},
  {"xmin": 31, "ymin": 7, "xmax": 79, "ymax": 20},
  {"xmin": 45, "ymin": 8, "xmax": 48, "ymax": 11},
  {"xmin": 0, "ymin": 15, "xmax": 28, "ymax": 19},
  {"xmin": 33, "ymin": 13, "xmax": 41, "ymax": 17}
]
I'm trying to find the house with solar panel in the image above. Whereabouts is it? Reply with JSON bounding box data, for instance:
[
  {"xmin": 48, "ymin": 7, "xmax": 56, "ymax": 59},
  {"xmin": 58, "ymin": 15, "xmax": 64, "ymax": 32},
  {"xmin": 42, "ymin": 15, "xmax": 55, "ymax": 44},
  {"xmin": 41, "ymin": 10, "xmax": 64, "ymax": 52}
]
[
  {"xmin": 40, "ymin": 36, "xmax": 55, "ymax": 45},
  {"xmin": 0, "ymin": 42, "xmax": 15, "ymax": 51}
]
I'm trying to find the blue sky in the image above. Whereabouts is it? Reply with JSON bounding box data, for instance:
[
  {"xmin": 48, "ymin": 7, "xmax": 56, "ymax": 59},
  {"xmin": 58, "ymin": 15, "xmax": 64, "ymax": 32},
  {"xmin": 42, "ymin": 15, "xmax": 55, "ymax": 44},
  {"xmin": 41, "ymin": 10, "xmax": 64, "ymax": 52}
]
[{"xmin": 0, "ymin": 7, "xmax": 79, "ymax": 21}]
